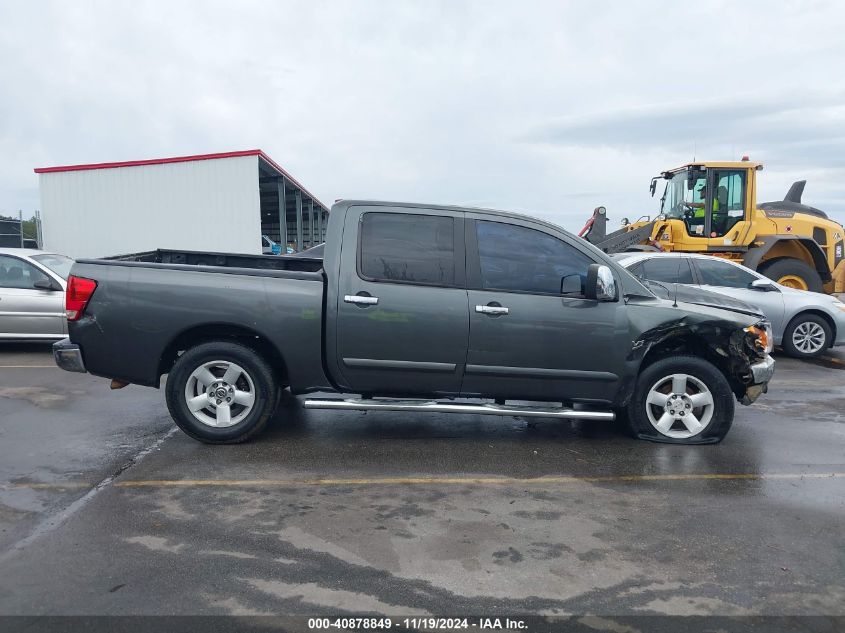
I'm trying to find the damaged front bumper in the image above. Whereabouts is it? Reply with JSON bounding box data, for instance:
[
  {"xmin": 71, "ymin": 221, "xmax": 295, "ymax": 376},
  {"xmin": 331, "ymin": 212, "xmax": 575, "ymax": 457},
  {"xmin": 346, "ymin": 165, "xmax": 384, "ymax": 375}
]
[
  {"xmin": 751, "ymin": 354, "xmax": 776, "ymax": 383},
  {"xmin": 740, "ymin": 355, "xmax": 775, "ymax": 405}
]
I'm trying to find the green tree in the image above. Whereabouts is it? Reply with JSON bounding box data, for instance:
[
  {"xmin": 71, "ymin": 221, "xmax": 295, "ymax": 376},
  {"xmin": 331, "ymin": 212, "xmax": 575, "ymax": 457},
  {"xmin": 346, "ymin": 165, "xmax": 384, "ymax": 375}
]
[{"xmin": 21, "ymin": 215, "xmax": 38, "ymax": 240}]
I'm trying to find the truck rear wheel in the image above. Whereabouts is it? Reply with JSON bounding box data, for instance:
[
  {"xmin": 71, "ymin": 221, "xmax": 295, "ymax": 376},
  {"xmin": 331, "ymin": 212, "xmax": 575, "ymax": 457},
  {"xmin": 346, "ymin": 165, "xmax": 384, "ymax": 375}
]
[
  {"xmin": 165, "ymin": 341, "xmax": 279, "ymax": 444},
  {"xmin": 757, "ymin": 258, "xmax": 823, "ymax": 292},
  {"xmin": 626, "ymin": 356, "xmax": 734, "ymax": 444}
]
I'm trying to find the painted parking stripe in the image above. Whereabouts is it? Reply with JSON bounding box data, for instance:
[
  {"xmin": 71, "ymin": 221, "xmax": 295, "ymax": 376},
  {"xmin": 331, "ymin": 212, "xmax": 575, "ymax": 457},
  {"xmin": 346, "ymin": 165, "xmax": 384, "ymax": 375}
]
[
  {"xmin": 0, "ymin": 365, "xmax": 59, "ymax": 368},
  {"xmin": 5, "ymin": 472, "xmax": 843, "ymax": 492},
  {"xmin": 114, "ymin": 472, "xmax": 845, "ymax": 488},
  {"xmin": 1, "ymin": 482, "xmax": 91, "ymax": 490}
]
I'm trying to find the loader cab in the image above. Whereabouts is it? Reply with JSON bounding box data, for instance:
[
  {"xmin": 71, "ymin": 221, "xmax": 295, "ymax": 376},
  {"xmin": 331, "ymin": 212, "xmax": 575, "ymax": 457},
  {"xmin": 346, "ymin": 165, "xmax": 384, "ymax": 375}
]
[{"xmin": 659, "ymin": 162, "xmax": 755, "ymax": 246}]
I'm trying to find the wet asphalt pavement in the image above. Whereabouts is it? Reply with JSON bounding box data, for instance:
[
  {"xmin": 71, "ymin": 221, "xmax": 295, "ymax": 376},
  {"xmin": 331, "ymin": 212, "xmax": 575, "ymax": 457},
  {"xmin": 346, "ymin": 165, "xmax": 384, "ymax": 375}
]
[{"xmin": 0, "ymin": 343, "xmax": 843, "ymax": 616}]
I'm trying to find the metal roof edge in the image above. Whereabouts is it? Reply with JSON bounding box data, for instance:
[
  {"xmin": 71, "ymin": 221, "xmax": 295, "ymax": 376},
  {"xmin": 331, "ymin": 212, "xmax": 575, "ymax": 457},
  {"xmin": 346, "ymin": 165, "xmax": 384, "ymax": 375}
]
[
  {"xmin": 34, "ymin": 149, "xmax": 328, "ymax": 211},
  {"xmin": 34, "ymin": 150, "xmax": 264, "ymax": 174}
]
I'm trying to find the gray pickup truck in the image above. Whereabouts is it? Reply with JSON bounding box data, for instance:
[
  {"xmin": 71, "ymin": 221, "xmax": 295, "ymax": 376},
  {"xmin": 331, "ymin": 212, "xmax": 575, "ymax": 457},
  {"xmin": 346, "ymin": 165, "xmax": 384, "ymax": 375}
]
[{"xmin": 53, "ymin": 200, "xmax": 775, "ymax": 444}]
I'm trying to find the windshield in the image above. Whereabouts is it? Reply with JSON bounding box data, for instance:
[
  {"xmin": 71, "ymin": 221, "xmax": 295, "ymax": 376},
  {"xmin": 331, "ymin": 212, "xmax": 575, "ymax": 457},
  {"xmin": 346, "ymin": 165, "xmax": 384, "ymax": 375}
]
[
  {"xmin": 660, "ymin": 171, "xmax": 706, "ymax": 220},
  {"xmin": 31, "ymin": 253, "xmax": 74, "ymax": 280}
]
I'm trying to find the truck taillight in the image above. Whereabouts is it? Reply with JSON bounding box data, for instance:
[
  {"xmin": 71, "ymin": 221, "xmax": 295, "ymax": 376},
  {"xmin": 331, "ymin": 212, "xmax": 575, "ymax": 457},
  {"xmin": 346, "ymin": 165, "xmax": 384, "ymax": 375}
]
[{"xmin": 66, "ymin": 275, "xmax": 98, "ymax": 321}]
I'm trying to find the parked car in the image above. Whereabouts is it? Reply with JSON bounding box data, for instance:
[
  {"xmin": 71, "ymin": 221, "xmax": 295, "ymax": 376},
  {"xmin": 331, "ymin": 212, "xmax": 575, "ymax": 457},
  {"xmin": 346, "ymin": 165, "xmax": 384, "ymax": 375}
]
[
  {"xmin": 53, "ymin": 201, "xmax": 775, "ymax": 445},
  {"xmin": 0, "ymin": 248, "xmax": 73, "ymax": 341},
  {"xmin": 614, "ymin": 252, "xmax": 845, "ymax": 359}
]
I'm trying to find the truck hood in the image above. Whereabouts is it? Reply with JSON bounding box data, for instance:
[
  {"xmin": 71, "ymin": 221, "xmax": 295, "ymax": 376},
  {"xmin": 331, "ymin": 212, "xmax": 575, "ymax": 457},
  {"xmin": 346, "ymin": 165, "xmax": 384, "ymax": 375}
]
[{"xmin": 645, "ymin": 283, "xmax": 764, "ymax": 318}]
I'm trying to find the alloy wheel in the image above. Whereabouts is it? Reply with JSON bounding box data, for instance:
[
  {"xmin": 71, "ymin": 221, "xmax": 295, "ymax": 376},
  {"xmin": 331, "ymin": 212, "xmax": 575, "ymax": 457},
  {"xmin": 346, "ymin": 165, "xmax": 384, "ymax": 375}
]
[
  {"xmin": 645, "ymin": 373, "xmax": 714, "ymax": 439},
  {"xmin": 791, "ymin": 321, "xmax": 826, "ymax": 355},
  {"xmin": 183, "ymin": 360, "xmax": 256, "ymax": 428}
]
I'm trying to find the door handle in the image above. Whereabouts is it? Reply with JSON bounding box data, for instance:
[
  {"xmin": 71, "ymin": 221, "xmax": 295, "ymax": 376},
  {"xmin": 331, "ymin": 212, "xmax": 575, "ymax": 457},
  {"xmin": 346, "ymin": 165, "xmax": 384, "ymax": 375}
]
[
  {"xmin": 475, "ymin": 305, "xmax": 509, "ymax": 315},
  {"xmin": 344, "ymin": 294, "xmax": 379, "ymax": 306}
]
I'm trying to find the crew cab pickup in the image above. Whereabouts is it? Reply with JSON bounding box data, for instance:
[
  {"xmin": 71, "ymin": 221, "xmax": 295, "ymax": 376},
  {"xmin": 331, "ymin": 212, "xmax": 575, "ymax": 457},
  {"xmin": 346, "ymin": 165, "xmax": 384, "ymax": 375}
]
[{"xmin": 53, "ymin": 201, "xmax": 775, "ymax": 444}]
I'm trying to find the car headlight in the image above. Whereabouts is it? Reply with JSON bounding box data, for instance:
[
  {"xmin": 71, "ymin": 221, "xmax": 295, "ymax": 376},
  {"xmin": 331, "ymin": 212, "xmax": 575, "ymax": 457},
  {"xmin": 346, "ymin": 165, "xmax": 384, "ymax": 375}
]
[
  {"xmin": 831, "ymin": 300, "xmax": 845, "ymax": 313},
  {"xmin": 745, "ymin": 322, "xmax": 774, "ymax": 354}
]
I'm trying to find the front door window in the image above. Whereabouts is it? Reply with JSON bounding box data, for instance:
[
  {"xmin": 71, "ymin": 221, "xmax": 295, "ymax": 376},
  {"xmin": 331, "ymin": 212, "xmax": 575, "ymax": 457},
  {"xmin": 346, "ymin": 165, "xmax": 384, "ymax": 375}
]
[
  {"xmin": 475, "ymin": 220, "xmax": 592, "ymax": 295},
  {"xmin": 694, "ymin": 257, "xmax": 757, "ymax": 288},
  {"xmin": 0, "ymin": 255, "xmax": 50, "ymax": 288}
]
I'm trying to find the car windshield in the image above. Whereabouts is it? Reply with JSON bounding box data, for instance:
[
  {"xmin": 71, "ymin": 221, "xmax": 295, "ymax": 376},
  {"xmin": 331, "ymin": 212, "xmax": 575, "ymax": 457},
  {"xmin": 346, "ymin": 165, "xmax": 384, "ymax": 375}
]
[{"xmin": 31, "ymin": 253, "xmax": 74, "ymax": 280}]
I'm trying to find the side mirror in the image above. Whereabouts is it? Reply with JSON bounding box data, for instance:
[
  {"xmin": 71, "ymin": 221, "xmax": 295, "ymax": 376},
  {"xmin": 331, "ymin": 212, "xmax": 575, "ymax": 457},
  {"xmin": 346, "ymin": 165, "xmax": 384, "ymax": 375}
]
[
  {"xmin": 33, "ymin": 278, "xmax": 60, "ymax": 291},
  {"xmin": 750, "ymin": 278, "xmax": 777, "ymax": 292},
  {"xmin": 560, "ymin": 273, "xmax": 582, "ymax": 295},
  {"xmin": 585, "ymin": 264, "xmax": 617, "ymax": 301}
]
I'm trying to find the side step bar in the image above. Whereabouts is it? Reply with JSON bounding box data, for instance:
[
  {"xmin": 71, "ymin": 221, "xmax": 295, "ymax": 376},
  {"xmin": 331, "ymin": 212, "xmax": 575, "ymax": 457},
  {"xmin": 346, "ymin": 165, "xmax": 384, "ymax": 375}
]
[{"xmin": 303, "ymin": 398, "xmax": 614, "ymax": 421}]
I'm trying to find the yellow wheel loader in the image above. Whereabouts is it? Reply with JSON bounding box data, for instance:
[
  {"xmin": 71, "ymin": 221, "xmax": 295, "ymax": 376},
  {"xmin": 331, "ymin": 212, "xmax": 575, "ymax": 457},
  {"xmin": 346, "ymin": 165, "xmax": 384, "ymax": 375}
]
[{"xmin": 581, "ymin": 159, "xmax": 845, "ymax": 294}]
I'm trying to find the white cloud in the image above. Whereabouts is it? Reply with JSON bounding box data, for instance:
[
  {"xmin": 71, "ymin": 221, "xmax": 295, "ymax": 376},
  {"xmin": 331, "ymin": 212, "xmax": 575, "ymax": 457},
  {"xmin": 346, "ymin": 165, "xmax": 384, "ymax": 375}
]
[{"xmin": 1, "ymin": 0, "xmax": 844, "ymax": 230}]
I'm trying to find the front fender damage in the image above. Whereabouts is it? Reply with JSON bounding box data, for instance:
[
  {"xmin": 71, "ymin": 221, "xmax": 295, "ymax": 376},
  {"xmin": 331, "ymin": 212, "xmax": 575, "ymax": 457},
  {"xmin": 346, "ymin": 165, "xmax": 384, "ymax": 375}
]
[
  {"xmin": 626, "ymin": 315, "xmax": 771, "ymax": 406},
  {"xmin": 728, "ymin": 326, "xmax": 772, "ymax": 405}
]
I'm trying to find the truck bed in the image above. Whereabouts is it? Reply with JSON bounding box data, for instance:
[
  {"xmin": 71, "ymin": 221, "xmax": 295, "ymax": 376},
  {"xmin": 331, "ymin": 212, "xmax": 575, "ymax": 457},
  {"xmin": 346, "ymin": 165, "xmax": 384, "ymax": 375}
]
[
  {"xmin": 106, "ymin": 248, "xmax": 323, "ymax": 273},
  {"xmin": 67, "ymin": 253, "xmax": 329, "ymax": 391}
]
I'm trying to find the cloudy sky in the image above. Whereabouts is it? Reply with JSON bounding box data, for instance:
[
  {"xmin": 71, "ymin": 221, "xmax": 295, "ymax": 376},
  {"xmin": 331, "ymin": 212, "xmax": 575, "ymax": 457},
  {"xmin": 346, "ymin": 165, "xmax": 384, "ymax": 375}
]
[{"xmin": 1, "ymin": 0, "xmax": 844, "ymax": 231}]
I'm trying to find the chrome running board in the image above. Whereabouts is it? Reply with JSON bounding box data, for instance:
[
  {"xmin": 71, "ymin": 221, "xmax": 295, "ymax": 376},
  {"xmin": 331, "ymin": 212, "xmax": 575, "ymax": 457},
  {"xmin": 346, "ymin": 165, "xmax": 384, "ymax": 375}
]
[{"xmin": 303, "ymin": 398, "xmax": 614, "ymax": 421}]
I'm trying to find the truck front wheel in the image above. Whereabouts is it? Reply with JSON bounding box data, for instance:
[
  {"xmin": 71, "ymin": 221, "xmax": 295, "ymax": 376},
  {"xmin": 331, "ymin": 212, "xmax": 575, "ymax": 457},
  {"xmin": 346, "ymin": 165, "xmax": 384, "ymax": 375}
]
[
  {"xmin": 165, "ymin": 341, "xmax": 279, "ymax": 444},
  {"xmin": 626, "ymin": 356, "xmax": 734, "ymax": 444}
]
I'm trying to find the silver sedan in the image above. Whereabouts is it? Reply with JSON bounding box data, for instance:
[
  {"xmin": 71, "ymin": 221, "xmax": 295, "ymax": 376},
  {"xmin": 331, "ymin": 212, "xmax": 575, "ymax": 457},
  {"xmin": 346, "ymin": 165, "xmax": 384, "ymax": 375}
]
[
  {"xmin": 0, "ymin": 248, "xmax": 73, "ymax": 341},
  {"xmin": 615, "ymin": 252, "xmax": 845, "ymax": 359}
]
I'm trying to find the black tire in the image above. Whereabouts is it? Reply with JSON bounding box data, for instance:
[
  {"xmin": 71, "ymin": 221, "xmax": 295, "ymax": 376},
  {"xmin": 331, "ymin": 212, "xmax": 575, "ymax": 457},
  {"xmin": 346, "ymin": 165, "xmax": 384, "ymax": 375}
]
[
  {"xmin": 165, "ymin": 341, "xmax": 279, "ymax": 444},
  {"xmin": 626, "ymin": 355, "xmax": 735, "ymax": 444},
  {"xmin": 782, "ymin": 313, "xmax": 832, "ymax": 359},
  {"xmin": 757, "ymin": 258, "xmax": 824, "ymax": 293}
]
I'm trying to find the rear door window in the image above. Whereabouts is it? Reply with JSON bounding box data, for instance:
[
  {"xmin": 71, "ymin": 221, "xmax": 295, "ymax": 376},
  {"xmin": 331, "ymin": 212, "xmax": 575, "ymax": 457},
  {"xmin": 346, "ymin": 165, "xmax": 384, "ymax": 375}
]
[
  {"xmin": 359, "ymin": 212, "xmax": 455, "ymax": 286},
  {"xmin": 641, "ymin": 258, "xmax": 695, "ymax": 284}
]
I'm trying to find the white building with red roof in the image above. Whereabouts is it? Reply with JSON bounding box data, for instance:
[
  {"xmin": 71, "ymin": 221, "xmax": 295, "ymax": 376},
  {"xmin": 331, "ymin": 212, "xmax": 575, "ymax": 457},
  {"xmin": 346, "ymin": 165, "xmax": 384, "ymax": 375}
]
[{"xmin": 35, "ymin": 150, "xmax": 328, "ymax": 259}]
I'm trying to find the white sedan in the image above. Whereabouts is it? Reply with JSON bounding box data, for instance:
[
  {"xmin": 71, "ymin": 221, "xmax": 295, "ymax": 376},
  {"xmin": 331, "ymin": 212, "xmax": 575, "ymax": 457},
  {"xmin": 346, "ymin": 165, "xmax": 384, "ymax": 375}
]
[
  {"xmin": 614, "ymin": 252, "xmax": 845, "ymax": 359},
  {"xmin": 0, "ymin": 248, "xmax": 73, "ymax": 341}
]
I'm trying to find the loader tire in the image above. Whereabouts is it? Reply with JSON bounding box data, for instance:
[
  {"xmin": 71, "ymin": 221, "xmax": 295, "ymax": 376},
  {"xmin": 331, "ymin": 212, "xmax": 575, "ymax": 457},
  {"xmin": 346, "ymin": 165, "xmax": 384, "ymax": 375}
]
[{"xmin": 758, "ymin": 258, "xmax": 823, "ymax": 293}]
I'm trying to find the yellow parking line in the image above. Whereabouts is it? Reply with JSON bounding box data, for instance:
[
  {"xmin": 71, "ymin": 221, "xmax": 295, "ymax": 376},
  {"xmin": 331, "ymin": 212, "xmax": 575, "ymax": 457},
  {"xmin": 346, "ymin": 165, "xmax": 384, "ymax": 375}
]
[
  {"xmin": 1, "ymin": 482, "xmax": 91, "ymax": 490},
  {"xmin": 0, "ymin": 365, "xmax": 58, "ymax": 368},
  {"xmin": 5, "ymin": 472, "xmax": 843, "ymax": 492},
  {"xmin": 113, "ymin": 472, "xmax": 845, "ymax": 488}
]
